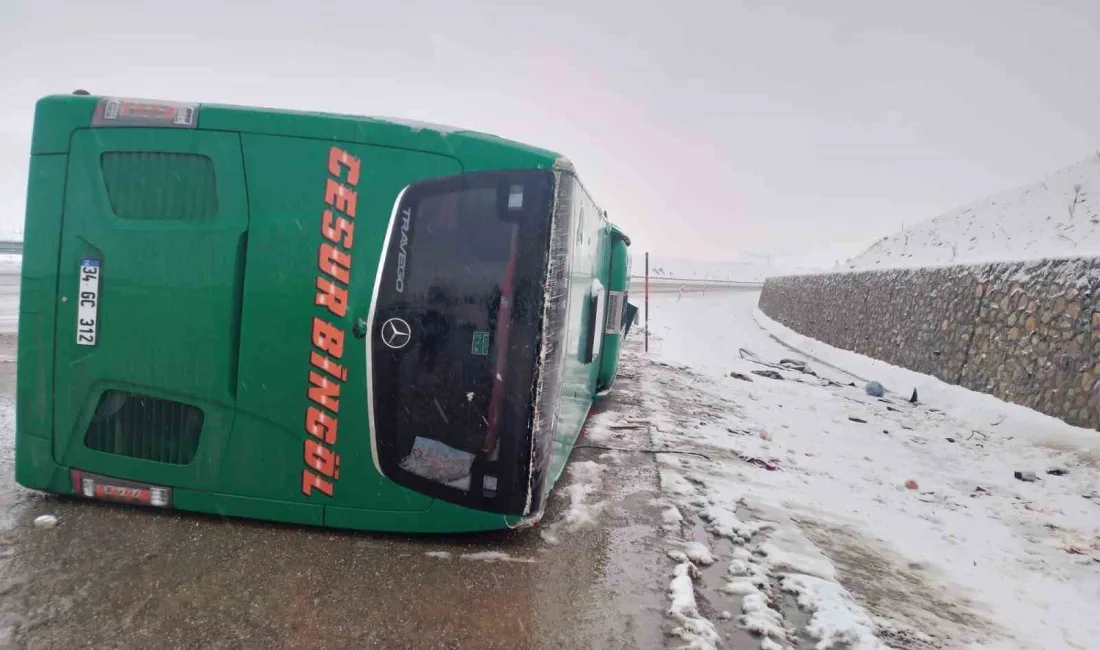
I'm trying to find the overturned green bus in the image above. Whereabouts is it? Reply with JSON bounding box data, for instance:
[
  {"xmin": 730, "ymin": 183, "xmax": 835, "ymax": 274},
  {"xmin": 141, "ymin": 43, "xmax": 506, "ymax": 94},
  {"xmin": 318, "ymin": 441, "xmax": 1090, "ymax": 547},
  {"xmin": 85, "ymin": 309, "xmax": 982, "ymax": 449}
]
[{"xmin": 15, "ymin": 94, "xmax": 635, "ymax": 532}]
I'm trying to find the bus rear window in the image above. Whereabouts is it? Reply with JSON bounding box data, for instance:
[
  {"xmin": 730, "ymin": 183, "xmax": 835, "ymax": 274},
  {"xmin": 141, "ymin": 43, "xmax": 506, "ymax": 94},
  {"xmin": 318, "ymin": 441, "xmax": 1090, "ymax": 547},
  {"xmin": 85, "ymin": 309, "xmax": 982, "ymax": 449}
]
[{"xmin": 370, "ymin": 170, "xmax": 555, "ymax": 515}]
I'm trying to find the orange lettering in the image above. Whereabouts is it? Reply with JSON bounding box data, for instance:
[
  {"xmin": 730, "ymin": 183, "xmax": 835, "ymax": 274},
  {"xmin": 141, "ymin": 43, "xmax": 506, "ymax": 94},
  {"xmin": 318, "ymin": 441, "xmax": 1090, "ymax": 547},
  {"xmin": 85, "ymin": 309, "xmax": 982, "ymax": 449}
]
[
  {"xmin": 305, "ymin": 439, "xmax": 341, "ymax": 478},
  {"xmin": 328, "ymin": 147, "xmax": 360, "ymax": 186},
  {"xmin": 324, "ymin": 179, "xmax": 357, "ymax": 218},
  {"xmin": 315, "ymin": 278, "xmax": 348, "ymax": 318},
  {"xmin": 311, "ymin": 350, "xmax": 347, "ymax": 382},
  {"xmin": 308, "ymin": 371, "xmax": 340, "ymax": 411},
  {"xmin": 305, "ymin": 406, "xmax": 338, "ymax": 445},
  {"xmin": 302, "ymin": 468, "xmax": 334, "ymax": 496},
  {"xmin": 318, "ymin": 243, "xmax": 352, "ymax": 285},
  {"xmin": 311, "ymin": 317, "xmax": 345, "ymax": 359},
  {"xmin": 321, "ymin": 210, "xmax": 355, "ymax": 248}
]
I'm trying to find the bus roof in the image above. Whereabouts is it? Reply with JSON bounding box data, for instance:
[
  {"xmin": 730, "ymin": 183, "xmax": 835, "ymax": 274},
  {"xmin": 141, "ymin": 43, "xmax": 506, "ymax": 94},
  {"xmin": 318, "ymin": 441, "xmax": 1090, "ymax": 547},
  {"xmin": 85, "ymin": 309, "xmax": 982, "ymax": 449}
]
[{"xmin": 31, "ymin": 94, "xmax": 567, "ymax": 174}]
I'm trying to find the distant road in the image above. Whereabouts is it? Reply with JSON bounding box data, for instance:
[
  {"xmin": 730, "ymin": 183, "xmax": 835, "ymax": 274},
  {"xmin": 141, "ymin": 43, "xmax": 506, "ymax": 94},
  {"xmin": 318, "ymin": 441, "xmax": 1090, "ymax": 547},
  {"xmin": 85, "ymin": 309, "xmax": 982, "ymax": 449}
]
[
  {"xmin": 0, "ymin": 265, "xmax": 18, "ymax": 333},
  {"xmin": 629, "ymin": 276, "xmax": 763, "ymax": 294}
]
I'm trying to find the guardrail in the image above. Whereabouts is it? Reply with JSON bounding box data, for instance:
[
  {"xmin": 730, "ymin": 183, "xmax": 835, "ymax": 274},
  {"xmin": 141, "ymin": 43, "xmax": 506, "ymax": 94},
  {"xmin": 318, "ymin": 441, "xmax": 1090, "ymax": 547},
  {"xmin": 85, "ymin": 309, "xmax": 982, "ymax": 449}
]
[
  {"xmin": 0, "ymin": 241, "xmax": 23, "ymax": 255},
  {"xmin": 628, "ymin": 276, "xmax": 764, "ymax": 294}
]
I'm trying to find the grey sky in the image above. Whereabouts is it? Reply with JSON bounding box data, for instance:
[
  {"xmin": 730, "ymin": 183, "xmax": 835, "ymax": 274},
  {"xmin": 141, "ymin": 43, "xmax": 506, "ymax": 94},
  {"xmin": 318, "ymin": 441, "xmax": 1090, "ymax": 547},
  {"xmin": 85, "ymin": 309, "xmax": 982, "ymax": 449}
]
[{"xmin": 2, "ymin": 0, "xmax": 1098, "ymax": 268}]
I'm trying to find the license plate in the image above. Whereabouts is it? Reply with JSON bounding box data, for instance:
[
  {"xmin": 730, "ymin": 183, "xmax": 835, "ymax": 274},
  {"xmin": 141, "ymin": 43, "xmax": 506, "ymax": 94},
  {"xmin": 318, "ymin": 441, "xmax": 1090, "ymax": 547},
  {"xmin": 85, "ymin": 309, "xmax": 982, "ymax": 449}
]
[{"xmin": 77, "ymin": 258, "xmax": 101, "ymax": 346}]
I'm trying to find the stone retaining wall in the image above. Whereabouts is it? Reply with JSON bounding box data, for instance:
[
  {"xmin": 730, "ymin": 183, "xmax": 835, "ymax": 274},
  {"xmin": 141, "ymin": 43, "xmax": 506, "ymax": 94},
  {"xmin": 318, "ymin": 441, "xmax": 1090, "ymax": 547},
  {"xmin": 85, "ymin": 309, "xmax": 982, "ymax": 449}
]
[{"xmin": 758, "ymin": 258, "xmax": 1100, "ymax": 429}]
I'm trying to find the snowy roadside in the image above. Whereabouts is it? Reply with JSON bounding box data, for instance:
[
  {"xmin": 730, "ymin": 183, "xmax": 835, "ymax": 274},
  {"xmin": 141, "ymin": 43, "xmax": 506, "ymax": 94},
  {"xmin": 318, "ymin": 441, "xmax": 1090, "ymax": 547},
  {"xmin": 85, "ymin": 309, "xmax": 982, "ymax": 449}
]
[{"xmin": 617, "ymin": 292, "xmax": 1099, "ymax": 650}]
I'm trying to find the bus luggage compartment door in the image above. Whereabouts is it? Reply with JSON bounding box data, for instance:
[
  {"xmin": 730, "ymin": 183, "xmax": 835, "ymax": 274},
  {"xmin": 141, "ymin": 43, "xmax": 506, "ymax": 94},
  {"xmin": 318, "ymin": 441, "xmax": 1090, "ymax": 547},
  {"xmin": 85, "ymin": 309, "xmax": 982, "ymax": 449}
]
[{"xmin": 51, "ymin": 128, "xmax": 248, "ymax": 489}]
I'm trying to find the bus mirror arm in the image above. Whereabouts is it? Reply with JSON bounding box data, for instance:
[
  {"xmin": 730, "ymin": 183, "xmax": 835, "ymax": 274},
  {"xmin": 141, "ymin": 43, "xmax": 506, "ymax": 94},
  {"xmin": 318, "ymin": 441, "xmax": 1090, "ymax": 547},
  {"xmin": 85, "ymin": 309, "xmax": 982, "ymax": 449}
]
[{"xmin": 352, "ymin": 318, "xmax": 368, "ymax": 339}]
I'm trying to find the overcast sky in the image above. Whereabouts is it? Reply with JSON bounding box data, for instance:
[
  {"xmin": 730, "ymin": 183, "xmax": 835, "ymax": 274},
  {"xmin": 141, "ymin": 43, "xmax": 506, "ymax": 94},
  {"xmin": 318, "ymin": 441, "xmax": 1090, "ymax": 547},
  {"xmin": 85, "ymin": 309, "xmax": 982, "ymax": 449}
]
[{"xmin": 2, "ymin": 0, "xmax": 1098, "ymax": 268}]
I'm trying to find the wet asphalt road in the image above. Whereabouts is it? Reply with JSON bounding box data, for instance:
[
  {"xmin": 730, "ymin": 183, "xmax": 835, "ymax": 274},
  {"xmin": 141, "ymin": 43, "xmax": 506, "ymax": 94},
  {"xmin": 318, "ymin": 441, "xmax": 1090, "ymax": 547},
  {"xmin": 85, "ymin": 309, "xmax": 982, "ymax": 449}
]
[{"xmin": 0, "ymin": 267, "xmax": 669, "ymax": 650}]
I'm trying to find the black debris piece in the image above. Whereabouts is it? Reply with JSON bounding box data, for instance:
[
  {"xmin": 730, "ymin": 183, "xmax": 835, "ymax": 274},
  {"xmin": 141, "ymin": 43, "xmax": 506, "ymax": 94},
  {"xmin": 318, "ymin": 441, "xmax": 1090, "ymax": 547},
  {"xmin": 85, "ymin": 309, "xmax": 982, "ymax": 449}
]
[
  {"xmin": 849, "ymin": 417, "xmax": 868, "ymax": 424},
  {"xmin": 729, "ymin": 371, "xmax": 754, "ymax": 382},
  {"xmin": 1014, "ymin": 471, "xmax": 1039, "ymax": 483},
  {"xmin": 946, "ymin": 437, "xmax": 956, "ymax": 443},
  {"xmin": 1046, "ymin": 468, "xmax": 1069, "ymax": 476},
  {"xmin": 910, "ymin": 389, "xmax": 919, "ymax": 404},
  {"xmin": 751, "ymin": 370, "xmax": 784, "ymax": 381}
]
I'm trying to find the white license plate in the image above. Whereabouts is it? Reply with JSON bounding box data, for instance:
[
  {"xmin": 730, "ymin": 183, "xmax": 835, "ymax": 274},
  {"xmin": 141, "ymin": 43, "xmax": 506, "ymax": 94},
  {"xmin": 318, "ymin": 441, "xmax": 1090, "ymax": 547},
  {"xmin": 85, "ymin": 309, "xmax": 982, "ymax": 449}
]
[{"xmin": 77, "ymin": 258, "xmax": 101, "ymax": 346}]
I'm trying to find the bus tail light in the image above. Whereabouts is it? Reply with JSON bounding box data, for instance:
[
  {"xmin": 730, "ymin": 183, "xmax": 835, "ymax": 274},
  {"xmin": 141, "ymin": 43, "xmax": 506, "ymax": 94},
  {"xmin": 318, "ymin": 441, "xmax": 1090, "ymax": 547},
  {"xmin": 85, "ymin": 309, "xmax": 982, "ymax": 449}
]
[
  {"xmin": 69, "ymin": 469, "xmax": 173, "ymax": 508},
  {"xmin": 92, "ymin": 97, "xmax": 199, "ymax": 129}
]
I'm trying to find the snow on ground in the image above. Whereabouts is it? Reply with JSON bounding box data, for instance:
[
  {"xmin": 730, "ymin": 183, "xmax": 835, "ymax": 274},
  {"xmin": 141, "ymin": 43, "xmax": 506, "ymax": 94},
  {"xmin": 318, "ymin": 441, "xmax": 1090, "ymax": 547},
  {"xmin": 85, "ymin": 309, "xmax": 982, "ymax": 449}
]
[
  {"xmin": 539, "ymin": 459, "xmax": 608, "ymax": 545},
  {"xmin": 843, "ymin": 154, "xmax": 1100, "ymax": 272},
  {"xmin": 635, "ymin": 290, "xmax": 1099, "ymax": 649}
]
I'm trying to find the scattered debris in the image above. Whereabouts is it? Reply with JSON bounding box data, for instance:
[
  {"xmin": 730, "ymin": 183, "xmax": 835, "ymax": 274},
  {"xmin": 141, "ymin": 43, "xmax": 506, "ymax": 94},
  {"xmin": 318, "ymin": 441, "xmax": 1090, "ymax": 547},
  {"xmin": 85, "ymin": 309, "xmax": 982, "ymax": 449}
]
[
  {"xmin": 886, "ymin": 406, "xmax": 901, "ymax": 412},
  {"xmin": 865, "ymin": 381, "xmax": 885, "ymax": 397},
  {"xmin": 910, "ymin": 388, "xmax": 919, "ymax": 404},
  {"xmin": 849, "ymin": 417, "xmax": 868, "ymax": 424},
  {"xmin": 751, "ymin": 370, "xmax": 784, "ymax": 381},
  {"xmin": 34, "ymin": 515, "xmax": 58, "ymax": 529},
  {"xmin": 777, "ymin": 358, "xmax": 817, "ymax": 376},
  {"xmin": 972, "ymin": 486, "xmax": 990, "ymax": 496},
  {"xmin": 739, "ymin": 454, "xmax": 781, "ymax": 471},
  {"xmin": 1014, "ymin": 471, "xmax": 1040, "ymax": 483},
  {"xmin": 1046, "ymin": 468, "xmax": 1069, "ymax": 476},
  {"xmin": 729, "ymin": 371, "xmax": 754, "ymax": 382},
  {"xmin": 740, "ymin": 348, "xmax": 817, "ymax": 376},
  {"xmin": 905, "ymin": 480, "xmax": 919, "ymax": 490}
]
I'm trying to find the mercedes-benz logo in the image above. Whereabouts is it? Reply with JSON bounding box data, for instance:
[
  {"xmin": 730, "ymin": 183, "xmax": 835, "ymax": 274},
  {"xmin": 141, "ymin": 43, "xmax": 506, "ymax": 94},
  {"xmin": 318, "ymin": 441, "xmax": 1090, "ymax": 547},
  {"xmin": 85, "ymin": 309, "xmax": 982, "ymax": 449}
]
[{"xmin": 381, "ymin": 317, "xmax": 412, "ymax": 350}]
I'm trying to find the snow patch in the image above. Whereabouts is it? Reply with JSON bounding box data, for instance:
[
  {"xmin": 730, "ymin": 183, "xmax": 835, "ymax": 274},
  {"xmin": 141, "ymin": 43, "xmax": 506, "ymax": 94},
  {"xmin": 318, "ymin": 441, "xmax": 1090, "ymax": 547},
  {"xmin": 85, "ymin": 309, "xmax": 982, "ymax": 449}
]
[
  {"xmin": 662, "ymin": 505, "xmax": 685, "ymax": 525},
  {"xmin": 739, "ymin": 590, "xmax": 787, "ymax": 641},
  {"xmin": 758, "ymin": 543, "xmax": 836, "ymax": 581},
  {"xmin": 660, "ymin": 469, "xmax": 699, "ymax": 497},
  {"xmin": 682, "ymin": 540, "xmax": 715, "ymax": 565},
  {"xmin": 540, "ymin": 461, "xmax": 607, "ymax": 544},
  {"xmin": 424, "ymin": 551, "xmax": 452, "ymax": 559},
  {"xmin": 459, "ymin": 551, "xmax": 537, "ymax": 563},
  {"xmin": 781, "ymin": 574, "xmax": 886, "ymax": 650},
  {"xmin": 700, "ymin": 505, "xmax": 771, "ymax": 542},
  {"xmin": 667, "ymin": 562, "xmax": 721, "ymax": 650}
]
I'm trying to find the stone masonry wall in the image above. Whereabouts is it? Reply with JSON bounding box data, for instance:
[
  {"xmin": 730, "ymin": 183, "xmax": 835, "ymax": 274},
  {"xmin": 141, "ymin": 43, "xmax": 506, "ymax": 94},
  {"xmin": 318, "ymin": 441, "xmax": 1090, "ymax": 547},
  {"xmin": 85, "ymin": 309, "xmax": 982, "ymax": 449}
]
[{"xmin": 758, "ymin": 257, "xmax": 1100, "ymax": 430}]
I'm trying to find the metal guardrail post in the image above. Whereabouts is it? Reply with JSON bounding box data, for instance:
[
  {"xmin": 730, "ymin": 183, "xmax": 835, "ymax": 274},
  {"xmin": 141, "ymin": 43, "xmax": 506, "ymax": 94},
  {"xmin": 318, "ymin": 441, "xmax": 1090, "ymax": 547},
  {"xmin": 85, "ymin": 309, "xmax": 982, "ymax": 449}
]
[{"xmin": 644, "ymin": 252, "xmax": 649, "ymax": 352}]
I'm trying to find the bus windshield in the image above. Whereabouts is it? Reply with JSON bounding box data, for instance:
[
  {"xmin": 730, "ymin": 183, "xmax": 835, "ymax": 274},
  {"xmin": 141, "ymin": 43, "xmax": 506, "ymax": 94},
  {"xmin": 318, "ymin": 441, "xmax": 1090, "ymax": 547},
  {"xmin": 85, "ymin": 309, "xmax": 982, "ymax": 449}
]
[{"xmin": 370, "ymin": 170, "xmax": 555, "ymax": 515}]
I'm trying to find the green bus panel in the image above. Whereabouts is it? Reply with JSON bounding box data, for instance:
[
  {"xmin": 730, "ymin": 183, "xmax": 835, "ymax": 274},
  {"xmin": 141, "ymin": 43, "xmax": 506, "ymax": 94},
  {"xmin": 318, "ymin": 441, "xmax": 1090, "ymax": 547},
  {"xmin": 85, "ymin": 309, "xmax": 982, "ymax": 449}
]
[{"xmin": 225, "ymin": 133, "xmax": 461, "ymax": 512}]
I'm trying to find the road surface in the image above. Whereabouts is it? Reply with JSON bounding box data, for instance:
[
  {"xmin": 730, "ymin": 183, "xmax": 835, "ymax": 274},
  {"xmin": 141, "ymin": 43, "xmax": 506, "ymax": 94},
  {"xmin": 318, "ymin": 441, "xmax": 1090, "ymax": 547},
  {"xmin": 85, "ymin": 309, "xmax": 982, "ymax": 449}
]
[{"xmin": 0, "ymin": 265, "xmax": 671, "ymax": 650}]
